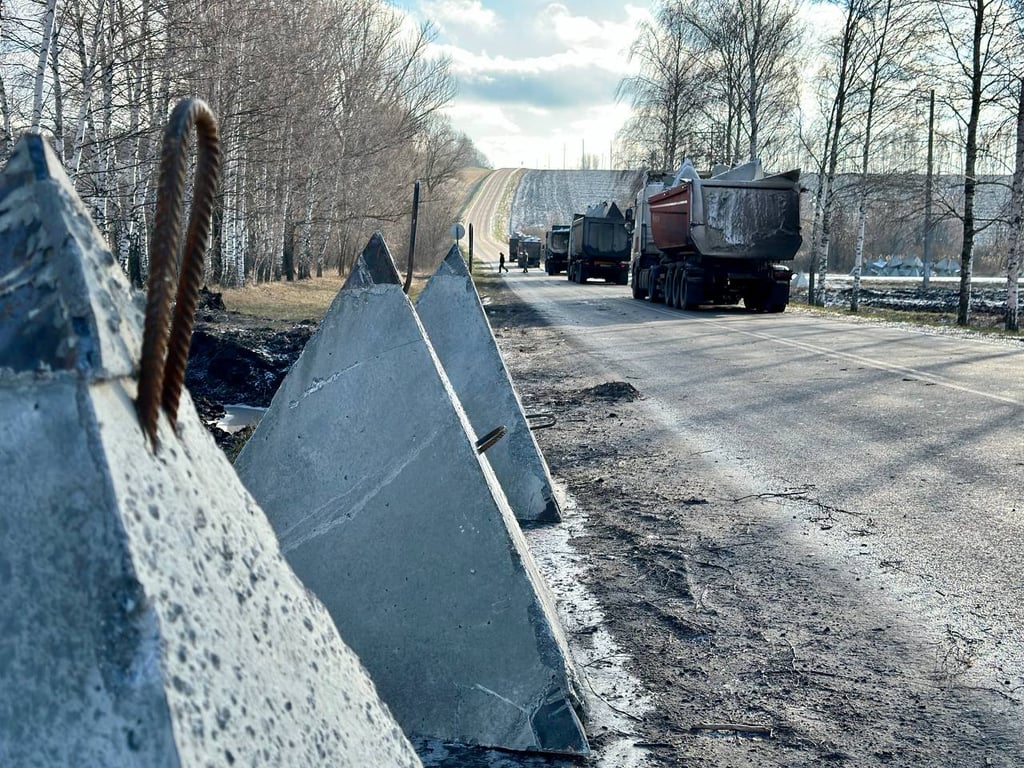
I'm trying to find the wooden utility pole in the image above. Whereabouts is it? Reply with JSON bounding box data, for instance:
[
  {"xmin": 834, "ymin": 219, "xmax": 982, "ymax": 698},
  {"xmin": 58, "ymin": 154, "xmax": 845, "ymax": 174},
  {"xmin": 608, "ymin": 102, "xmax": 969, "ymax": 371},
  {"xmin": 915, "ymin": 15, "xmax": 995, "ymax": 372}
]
[{"xmin": 404, "ymin": 179, "xmax": 419, "ymax": 295}]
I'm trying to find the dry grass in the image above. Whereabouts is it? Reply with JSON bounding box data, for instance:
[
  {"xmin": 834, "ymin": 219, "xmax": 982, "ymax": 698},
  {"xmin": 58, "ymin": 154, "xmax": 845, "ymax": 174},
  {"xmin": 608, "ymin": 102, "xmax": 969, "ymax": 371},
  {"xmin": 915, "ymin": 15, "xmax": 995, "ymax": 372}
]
[
  {"xmin": 217, "ymin": 168, "xmax": 494, "ymax": 321},
  {"xmin": 219, "ymin": 276, "xmax": 346, "ymax": 321},
  {"xmin": 218, "ymin": 273, "xmax": 440, "ymax": 321},
  {"xmin": 457, "ymin": 166, "xmax": 491, "ymax": 188}
]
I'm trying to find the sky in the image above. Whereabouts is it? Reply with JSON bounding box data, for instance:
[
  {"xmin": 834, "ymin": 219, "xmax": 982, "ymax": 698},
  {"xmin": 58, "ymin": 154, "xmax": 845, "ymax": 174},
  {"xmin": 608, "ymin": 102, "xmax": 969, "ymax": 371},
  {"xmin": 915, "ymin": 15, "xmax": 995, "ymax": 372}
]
[
  {"xmin": 389, "ymin": 0, "xmax": 650, "ymax": 169},
  {"xmin": 389, "ymin": 0, "xmax": 846, "ymax": 171}
]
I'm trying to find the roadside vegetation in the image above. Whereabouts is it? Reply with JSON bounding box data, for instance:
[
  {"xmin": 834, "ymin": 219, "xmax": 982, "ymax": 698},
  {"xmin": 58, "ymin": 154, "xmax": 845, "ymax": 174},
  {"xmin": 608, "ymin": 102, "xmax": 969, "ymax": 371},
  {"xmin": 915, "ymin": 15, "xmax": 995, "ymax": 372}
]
[{"xmin": 1, "ymin": 0, "xmax": 489, "ymax": 292}]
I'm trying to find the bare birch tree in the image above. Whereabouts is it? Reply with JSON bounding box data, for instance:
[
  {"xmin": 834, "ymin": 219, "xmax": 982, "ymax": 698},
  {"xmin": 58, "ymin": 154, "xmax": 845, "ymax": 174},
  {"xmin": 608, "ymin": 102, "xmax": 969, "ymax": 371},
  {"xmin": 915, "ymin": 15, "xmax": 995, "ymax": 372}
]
[
  {"xmin": 849, "ymin": 0, "xmax": 923, "ymax": 311},
  {"xmin": 806, "ymin": 0, "xmax": 868, "ymax": 306},
  {"xmin": 616, "ymin": 2, "xmax": 709, "ymax": 169},
  {"xmin": 933, "ymin": 0, "xmax": 1015, "ymax": 325},
  {"xmin": 31, "ymin": 0, "xmax": 57, "ymax": 129}
]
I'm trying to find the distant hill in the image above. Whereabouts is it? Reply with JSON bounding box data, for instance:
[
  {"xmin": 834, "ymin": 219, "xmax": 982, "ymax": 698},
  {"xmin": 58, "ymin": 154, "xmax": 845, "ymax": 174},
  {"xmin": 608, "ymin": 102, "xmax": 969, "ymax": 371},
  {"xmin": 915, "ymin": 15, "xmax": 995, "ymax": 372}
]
[{"xmin": 509, "ymin": 170, "xmax": 645, "ymax": 234}]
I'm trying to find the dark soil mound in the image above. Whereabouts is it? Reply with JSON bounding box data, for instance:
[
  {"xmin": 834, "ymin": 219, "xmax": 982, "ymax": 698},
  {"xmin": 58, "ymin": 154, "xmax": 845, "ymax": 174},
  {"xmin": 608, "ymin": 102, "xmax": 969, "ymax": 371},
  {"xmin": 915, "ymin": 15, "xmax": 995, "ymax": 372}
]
[
  {"xmin": 184, "ymin": 316, "xmax": 316, "ymax": 450},
  {"xmin": 579, "ymin": 381, "xmax": 641, "ymax": 402}
]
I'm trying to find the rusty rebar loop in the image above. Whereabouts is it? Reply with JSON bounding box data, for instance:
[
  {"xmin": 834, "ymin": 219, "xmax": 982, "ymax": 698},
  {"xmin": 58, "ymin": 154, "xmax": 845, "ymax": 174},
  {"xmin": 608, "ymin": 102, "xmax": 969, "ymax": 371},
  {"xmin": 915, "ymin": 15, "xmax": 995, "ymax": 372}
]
[{"xmin": 136, "ymin": 98, "xmax": 221, "ymax": 448}]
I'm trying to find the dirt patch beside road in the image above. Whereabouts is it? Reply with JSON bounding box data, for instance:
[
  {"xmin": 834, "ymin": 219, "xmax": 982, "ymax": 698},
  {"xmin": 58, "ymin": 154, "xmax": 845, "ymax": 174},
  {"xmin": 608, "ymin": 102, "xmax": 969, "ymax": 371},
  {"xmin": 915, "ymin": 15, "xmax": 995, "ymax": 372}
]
[{"xmin": 481, "ymin": 274, "xmax": 1022, "ymax": 767}]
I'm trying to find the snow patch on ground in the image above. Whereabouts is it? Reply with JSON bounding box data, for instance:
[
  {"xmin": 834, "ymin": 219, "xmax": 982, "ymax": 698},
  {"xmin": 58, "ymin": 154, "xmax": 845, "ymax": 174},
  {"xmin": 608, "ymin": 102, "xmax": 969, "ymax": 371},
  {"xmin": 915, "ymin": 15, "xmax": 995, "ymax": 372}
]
[
  {"xmin": 525, "ymin": 485, "xmax": 654, "ymax": 768},
  {"xmin": 510, "ymin": 171, "xmax": 645, "ymax": 233}
]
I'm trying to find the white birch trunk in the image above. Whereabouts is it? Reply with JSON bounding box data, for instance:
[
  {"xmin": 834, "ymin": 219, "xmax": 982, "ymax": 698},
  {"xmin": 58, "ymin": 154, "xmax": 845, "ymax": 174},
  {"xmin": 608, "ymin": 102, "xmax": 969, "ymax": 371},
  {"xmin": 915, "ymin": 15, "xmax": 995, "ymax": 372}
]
[
  {"xmin": 0, "ymin": 73, "xmax": 11, "ymax": 156},
  {"xmin": 302, "ymin": 172, "xmax": 315, "ymax": 277},
  {"xmin": 48, "ymin": 24, "xmax": 64, "ymax": 158},
  {"xmin": 851, "ymin": 199, "xmax": 866, "ymax": 311},
  {"xmin": 67, "ymin": 0, "xmax": 105, "ymax": 179},
  {"xmin": 221, "ymin": 137, "xmax": 248, "ymax": 287},
  {"xmin": 32, "ymin": 0, "xmax": 58, "ymax": 129}
]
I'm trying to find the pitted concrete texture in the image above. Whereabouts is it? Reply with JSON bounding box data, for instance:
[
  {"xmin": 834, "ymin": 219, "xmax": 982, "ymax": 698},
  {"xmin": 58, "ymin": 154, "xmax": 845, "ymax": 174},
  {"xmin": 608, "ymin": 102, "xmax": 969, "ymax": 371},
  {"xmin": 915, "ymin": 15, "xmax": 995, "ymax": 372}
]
[
  {"xmin": 416, "ymin": 245, "xmax": 561, "ymax": 523},
  {"xmin": 0, "ymin": 133, "xmax": 141, "ymax": 377},
  {"xmin": 0, "ymin": 135, "xmax": 421, "ymax": 768},
  {"xmin": 234, "ymin": 233, "xmax": 589, "ymax": 755}
]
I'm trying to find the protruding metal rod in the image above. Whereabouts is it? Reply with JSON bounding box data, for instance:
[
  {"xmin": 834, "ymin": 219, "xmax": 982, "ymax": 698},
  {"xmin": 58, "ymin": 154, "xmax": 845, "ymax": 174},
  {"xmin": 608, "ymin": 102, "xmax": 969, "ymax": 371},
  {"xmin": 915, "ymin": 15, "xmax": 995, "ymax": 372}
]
[
  {"xmin": 468, "ymin": 222, "xmax": 474, "ymax": 270},
  {"xmin": 525, "ymin": 411, "xmax": 556, "ymax": 430},
  {"xmin": 137, "ymin": 98, "xmax": 222, "ymax": 448},
  {"xmin": 475, "ymin": 426, "xmax": 507, "ymax": 454}
]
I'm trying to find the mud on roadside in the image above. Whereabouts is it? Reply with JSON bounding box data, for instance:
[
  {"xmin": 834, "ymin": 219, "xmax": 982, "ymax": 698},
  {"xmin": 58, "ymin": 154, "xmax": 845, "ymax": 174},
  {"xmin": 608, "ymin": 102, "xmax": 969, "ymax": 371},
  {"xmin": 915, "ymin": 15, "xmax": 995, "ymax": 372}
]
[{"xmin": 479, "ymin": 273, "xmax": 1021, "ymax": 768}]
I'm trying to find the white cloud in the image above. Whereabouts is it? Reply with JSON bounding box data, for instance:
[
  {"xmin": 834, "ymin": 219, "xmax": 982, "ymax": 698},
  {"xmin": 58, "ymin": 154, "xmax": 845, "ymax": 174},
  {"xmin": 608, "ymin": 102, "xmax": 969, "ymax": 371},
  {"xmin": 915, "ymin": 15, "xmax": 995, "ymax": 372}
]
[
  {"xmin": 400, "ymin": 0, "xmax": 651, "ymax": 167},
  {"xmin": 421, "ymin": 0, "xmax": 497, "ymax": 33}
]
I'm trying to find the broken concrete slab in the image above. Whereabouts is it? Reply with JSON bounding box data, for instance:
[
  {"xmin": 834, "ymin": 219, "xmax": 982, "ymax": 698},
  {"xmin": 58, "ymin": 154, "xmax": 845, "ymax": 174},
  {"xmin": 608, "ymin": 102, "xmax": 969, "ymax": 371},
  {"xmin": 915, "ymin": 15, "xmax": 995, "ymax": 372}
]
[
  {"xmin": 416, "ymin": 245, "xmax": 561, "ymax": 523},
  {"xmin": 234, "ymin": 233, "xmax": 589, "ymax": 755},
  {"xmin": 0, "ymin": 134, "xmax": 420, "ymax": 768}
]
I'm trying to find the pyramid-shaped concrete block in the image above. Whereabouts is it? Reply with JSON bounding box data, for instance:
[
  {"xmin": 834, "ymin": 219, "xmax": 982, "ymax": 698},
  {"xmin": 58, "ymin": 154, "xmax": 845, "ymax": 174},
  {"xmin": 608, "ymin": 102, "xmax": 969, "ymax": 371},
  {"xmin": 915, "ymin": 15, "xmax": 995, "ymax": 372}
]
[
  {"xmin": 0, "ymin": 135, "xmax": 420, "ymax": 768},
  {"xmin": 416, "ymin": 245, "xmax": 562, "ymax": 523},
  {"xmin": 234, "ymin": 233, "xmax": 589, "ymax": 755}
]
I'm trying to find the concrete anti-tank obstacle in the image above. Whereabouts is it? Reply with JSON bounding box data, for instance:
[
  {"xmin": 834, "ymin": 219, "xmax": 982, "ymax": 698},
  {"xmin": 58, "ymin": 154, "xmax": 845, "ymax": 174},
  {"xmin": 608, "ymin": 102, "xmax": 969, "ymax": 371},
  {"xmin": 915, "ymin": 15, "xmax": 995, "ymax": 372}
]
[
  {"xmin": 416, "ymin": 244, "xmax": 562, "ymax": 523},
  {"xmin": 0, "ymin": 134, "xmax": 421, "ymax": 768},
  {"xmin": 233, "ymin": 233, "xmax": 589, "ymax": 755}
]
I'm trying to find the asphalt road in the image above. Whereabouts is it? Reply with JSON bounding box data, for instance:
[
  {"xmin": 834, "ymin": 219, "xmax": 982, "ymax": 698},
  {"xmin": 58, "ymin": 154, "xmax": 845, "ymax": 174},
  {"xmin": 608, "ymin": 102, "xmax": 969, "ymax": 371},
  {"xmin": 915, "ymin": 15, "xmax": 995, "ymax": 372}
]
[{"xmin": 464, "ymin": 170, "xmax": 1024, "ymax": 747}]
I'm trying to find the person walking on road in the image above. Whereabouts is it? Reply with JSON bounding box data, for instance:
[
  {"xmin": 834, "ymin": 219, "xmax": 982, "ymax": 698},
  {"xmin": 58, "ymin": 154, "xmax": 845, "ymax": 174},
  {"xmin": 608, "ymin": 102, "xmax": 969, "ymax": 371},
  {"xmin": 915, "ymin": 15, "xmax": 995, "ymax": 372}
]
[{"xmin": 499, "ymin": 252, "xmax": 509, "ymax": 273}]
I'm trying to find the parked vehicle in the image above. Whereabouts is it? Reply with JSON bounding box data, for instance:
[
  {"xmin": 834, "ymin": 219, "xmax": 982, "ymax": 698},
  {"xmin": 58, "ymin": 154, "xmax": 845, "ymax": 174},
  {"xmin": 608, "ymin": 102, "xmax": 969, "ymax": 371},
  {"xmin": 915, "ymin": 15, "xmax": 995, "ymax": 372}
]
[
  {"xmin": 543, "ymin": 225, "xmax": 570, "ymax": 275},
  {"xmin": 629, "ymin": 159, "xmax": 802, "ymax": 312},
  {"xmin": 519, "ymin": 236, "xmax": 542, "ymax": 269},
  {"xmin": 567, "ymin": 202, "xmax": 631, "ymax": 285},
  {"xmin": 508, "ymin": 234, "xmax": 521, "ymax": 266}
]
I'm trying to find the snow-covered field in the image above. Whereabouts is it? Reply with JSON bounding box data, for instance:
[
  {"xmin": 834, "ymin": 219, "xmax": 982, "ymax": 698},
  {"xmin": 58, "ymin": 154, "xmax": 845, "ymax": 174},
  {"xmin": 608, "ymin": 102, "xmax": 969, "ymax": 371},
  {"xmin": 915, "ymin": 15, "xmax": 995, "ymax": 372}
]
[{"xmin": 509, "ymin": 170, "xmax": 644, "ymax": 234}]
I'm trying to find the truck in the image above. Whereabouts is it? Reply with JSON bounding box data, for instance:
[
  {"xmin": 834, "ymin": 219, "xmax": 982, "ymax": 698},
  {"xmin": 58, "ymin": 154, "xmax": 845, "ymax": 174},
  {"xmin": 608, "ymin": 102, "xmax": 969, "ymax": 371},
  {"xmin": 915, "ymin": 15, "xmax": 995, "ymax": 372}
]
[
  {"xmin": 543, "ymin": 224, "xmax": 570, "ymax": 275},
  {"xmin": 628, "ymin": 159, "xmax": 802, "ymax": 312},
  {"xmin": 508, "ymin": 233, "xmax": 541, "ymax": 270},
  {"xmin": 566, "ymin": 202, "xmax": 631, "ymax": 285},
  {"xmin": 508, "ymin": 234, "xmax": 521, "ymax": 267},
  {"xmin": 519, "ymin": 235, "xmax": 542, "ymax": 269}
]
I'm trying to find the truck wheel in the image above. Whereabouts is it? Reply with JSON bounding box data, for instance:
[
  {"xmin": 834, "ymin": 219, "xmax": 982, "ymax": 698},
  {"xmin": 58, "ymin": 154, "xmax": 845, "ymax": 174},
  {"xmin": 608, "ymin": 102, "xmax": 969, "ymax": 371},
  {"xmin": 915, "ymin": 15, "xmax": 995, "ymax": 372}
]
[
  {"xmin": 681, "ymin": 278, "xmax": 698, "ymax": 310},
  {"xmin": 766, "ymin": 303, "xmax": 786, "ymax": 313},
  {"xmin": 671, "ymin": 270, "xmax": 684, "ymax": 309},
  {"xmin": 579, "ymin": 265, "xmax": 588, "ymax": 283},
  {"xmin": 631, "ymin": 268, "xmax": 646, "ymax": 300}
]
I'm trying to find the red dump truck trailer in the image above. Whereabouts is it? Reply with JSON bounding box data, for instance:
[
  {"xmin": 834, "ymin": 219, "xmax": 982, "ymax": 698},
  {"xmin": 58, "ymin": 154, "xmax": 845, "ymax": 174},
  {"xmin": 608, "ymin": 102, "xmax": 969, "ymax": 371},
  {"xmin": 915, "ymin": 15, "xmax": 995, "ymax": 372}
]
[{"xmin": 629, "ymin": 160, "xmax": 802, "ymax": 312}]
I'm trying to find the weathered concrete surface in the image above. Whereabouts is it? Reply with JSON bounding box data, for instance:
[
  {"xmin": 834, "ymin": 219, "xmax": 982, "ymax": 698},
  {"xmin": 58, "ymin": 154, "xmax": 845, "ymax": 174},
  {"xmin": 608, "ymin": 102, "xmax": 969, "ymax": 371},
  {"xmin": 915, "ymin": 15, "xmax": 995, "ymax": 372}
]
[
  {"xmin": 234, "ymin": 233, "xmax": 589, "ymax": 755},
  {"xmin": 416, "ymin": 245, "xmax": 561, "ymax": 523},
  {"xmin": 0, "ymin": 134, "xmax": 420, "ymax": 768}
]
